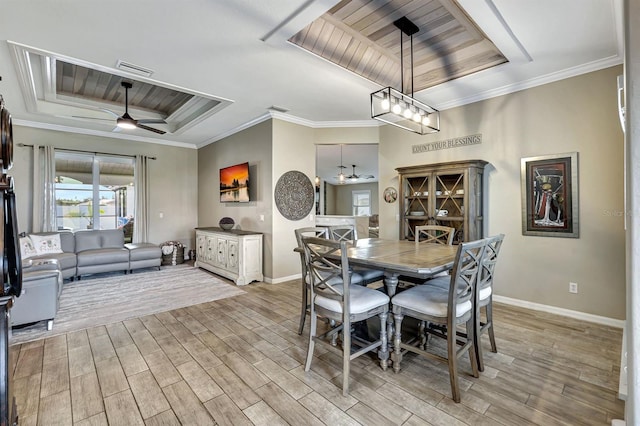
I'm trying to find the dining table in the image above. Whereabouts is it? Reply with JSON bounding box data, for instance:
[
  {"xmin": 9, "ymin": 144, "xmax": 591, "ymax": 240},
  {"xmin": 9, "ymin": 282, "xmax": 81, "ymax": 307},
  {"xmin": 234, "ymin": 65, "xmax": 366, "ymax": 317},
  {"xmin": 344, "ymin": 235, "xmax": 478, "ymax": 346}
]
[{"xmin": 341, "ymin": 238, "xmax": 458, "ymax": 296}]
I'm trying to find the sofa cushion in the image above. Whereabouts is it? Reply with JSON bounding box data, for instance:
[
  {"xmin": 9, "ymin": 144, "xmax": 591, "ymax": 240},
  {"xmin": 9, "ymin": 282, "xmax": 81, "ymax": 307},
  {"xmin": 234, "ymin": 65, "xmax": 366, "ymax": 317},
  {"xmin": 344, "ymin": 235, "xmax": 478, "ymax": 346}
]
[
  {"xmin": 32, "ymin": 252, "xmax": 77, "ymax": 272},
  {"xmin": 29, "ymin": 233, "xmax": 63, "ymax": 256},
  {"xmin": 76, "ymin": 248, "xmax": 129, "ymax": 266},
  {"xmin": 75, "ymin": 229, "xmax": 125, "ymax": 252},
  {"xmin": 20, "ymin": 237, "xmax": 38, "ymax": 259},
  {"xmin": 126, "ymin": 243, "xmax": 161, "ymax": 261}
]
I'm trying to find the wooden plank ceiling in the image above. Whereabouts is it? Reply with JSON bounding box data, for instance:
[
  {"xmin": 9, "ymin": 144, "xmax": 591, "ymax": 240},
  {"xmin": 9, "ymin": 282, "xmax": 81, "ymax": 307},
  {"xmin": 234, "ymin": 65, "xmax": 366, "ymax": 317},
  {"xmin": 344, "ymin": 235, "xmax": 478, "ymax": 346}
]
[
  {"xmin": 56, "ymin": 61, "xmax": 194, "ymax": 116},
  {"xmin": 289, "ymin": 0, "xmax": 507, "ymax": 93}
]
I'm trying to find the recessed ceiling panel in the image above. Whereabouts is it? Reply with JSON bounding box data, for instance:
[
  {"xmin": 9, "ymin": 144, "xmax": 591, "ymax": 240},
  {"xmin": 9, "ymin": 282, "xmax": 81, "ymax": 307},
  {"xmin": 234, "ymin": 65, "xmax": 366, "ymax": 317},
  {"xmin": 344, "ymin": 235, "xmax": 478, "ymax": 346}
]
[
  {"xmin": 56, "ymin": 61, "xmax": 195, "ymax": 116},
  {"xmin": 290, "ymin": 0, "xmax": 507, "ymax": 92}
]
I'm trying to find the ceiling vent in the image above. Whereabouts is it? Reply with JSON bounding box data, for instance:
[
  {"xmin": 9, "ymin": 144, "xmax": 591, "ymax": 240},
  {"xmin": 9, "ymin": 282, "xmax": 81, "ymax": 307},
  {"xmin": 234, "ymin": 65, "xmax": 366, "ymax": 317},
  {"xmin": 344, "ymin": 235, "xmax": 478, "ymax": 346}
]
[{"xmin": 116, "ymin": 60, "xmax": 154, "ymax": 77}]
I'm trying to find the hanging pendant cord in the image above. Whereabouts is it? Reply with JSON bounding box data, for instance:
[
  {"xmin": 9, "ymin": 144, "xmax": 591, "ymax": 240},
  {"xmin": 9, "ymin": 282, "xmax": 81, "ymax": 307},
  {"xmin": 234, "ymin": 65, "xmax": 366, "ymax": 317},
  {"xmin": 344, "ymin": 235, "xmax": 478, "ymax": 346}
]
[
  {"xmin": 400, "ymin": 28, "xmax": 404, "ymax": 94},
  {"xmin": 410, "ymin": 33, "xmax": 414, "ymax": 98}
]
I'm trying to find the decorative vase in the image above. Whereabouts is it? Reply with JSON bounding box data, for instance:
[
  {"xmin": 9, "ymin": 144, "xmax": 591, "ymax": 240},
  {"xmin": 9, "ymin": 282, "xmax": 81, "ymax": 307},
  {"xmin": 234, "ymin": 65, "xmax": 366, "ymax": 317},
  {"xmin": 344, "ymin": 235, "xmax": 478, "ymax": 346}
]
[{"xmin": 219, "ymin": 217, "xmax": 234, "ymax": 230}]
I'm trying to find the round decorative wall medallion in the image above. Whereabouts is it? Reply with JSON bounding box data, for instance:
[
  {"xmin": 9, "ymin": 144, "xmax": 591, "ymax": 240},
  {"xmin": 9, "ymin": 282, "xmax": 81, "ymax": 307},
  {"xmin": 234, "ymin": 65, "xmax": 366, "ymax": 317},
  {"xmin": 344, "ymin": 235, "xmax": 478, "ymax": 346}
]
[
  {"xmin": 383, "ymin": 187, "xmax": 398, "ymax": 203},
  {"xmin": 274, "ymin": 170, "xmax": 315, "ymax": 221}
]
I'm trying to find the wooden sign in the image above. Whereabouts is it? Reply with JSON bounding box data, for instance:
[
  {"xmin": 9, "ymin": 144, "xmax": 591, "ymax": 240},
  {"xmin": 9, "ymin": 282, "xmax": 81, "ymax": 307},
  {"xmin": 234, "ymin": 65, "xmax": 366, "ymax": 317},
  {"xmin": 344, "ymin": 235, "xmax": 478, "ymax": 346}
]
[{"xmin": 412, "ymin": 134, "xmax": 482, "ymax": 154}]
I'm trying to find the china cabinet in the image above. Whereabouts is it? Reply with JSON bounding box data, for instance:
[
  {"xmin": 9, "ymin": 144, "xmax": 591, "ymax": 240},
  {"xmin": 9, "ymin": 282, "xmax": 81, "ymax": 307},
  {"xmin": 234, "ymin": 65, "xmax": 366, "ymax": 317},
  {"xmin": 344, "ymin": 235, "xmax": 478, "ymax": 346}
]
[{"xmin": 396, "ymin": 160, "xmax": 487, "ymax": 243}]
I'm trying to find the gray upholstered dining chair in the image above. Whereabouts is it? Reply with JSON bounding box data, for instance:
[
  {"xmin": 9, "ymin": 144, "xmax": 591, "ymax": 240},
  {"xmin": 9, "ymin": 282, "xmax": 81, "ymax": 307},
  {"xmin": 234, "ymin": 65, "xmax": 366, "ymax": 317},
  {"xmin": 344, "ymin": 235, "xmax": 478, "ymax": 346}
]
[
  {"xmin": 474, "ymin": 233, "xmax": 505, "ymax": 371},
  {"xmin": 327, "ymin": 225, "xmax": 385, "ymax": 286},
  {"xmin": 301, "ymin": 235, "xmax": 390, "ymax": 396},
  {"xmin": 390, "ymin": 238, "xmax": 486, "ymax": 403},
  {"xmin": 294, "ymin": 227, "xmax": 364, "ymax": 335}
]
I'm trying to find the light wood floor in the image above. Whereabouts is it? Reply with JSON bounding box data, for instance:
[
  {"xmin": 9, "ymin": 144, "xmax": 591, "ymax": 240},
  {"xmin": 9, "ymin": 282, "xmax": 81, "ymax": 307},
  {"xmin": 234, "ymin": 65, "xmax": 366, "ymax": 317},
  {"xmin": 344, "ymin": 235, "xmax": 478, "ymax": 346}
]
[{"xmin": 10, "ymin": 276, "xmax": 624, "ymax": 425}]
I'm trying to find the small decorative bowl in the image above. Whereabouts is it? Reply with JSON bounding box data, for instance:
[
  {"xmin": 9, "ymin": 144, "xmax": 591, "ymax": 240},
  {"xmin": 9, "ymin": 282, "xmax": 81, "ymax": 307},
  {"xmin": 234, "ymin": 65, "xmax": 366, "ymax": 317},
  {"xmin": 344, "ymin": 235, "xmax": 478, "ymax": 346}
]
[{"xmin": 219, "ymin": 217, "xmax": 235, "ymax": 230}]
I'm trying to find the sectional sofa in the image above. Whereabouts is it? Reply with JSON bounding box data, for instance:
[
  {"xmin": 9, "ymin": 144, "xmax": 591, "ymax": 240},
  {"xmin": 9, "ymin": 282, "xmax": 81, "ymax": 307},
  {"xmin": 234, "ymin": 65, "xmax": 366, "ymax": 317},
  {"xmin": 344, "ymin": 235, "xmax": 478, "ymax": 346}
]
[
  {"xmin": 20, "ymin": 229, "xmax": 162, "ymax": 280},
  {"xmin": 13, "ymin": 229, "xmax": 162, "ymax": 330}
]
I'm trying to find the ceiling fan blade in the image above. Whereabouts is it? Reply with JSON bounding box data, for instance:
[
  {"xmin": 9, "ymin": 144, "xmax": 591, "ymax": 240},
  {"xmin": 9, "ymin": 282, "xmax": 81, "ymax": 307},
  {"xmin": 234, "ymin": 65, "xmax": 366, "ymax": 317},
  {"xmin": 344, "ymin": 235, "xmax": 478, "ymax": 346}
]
[
  {"xmin": 99, "ymin": 108, "xmax": 120, "ymax": 118},
  {"xmin": 136, "ymin": 123, "xmax": 166, "ymax": 135},
  {"xmin": 71, "ymin": 115, "xmax": 114, "ymax": 121},
  {"xmin": 137, "ymin": 119, "xmax": 167, "ymax": 124}
]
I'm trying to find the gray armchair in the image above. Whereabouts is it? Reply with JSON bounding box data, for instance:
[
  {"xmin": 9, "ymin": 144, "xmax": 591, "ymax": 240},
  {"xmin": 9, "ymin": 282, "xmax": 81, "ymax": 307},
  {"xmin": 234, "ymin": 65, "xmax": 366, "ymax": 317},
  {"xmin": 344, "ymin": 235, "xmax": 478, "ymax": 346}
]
[{"xmin": 11, "ymin": 259, "xmax": 63, "ymax": 331}]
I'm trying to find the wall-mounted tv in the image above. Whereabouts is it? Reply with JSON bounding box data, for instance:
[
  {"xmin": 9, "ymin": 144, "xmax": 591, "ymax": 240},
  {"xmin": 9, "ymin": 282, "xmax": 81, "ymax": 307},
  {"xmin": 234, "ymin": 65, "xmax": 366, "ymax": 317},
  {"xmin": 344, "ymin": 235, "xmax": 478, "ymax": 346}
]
[{"xmin": 220, "ymin": 162, "xmax": 250, "ymax": 202}]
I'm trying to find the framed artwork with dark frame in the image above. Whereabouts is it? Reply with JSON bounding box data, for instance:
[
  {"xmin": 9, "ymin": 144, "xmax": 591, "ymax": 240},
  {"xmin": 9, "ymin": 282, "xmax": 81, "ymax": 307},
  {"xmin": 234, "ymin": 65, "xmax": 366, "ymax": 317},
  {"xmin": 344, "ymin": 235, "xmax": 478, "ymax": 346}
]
[{"xmin": 521, "ymin": 152, "xmax": 579, "ymax": 238}]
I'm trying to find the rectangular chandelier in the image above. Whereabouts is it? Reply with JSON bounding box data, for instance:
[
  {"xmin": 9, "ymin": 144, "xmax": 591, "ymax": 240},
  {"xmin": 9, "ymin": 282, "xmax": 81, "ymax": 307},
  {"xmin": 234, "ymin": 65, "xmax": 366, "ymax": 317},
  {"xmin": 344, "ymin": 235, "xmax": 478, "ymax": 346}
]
[{"xmin": 371, "ymin": 87, "xmax": 440, "ymax": 135}]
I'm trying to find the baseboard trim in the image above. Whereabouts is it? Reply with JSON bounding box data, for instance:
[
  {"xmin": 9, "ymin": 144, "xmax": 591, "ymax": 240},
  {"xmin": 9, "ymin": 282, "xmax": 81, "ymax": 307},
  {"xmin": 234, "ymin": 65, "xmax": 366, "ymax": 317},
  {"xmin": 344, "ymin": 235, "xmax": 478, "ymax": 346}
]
[
  {"xmin": 264, "ymin": 273, "xmax": 301, "ymax": 284},
  {"xmin": 493, "ymin": 295, "xmax": 625, "ymax": 328}
]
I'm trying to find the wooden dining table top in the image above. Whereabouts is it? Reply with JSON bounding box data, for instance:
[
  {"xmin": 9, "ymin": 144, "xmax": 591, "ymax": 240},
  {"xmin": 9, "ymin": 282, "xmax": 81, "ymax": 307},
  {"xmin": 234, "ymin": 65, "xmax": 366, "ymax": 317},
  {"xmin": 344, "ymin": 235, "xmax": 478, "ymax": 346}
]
[{"xmin": 343, "ymin": 238, "xmax": 458, "ymax": 278}]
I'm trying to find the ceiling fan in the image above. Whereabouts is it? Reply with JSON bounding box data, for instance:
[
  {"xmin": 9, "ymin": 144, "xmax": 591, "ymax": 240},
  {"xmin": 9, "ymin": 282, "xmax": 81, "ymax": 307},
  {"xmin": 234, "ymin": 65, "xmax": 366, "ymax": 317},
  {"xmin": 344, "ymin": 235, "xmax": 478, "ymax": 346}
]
[
  {"xmin": 114, "ymin": 82, "xmax": 166, "ymax": 134},
  {"xmin": 72, "ymin": 81, "xmax": 167, "ymax": 135},
  {"xmin": 346, "ymin": 164, "xmax": 374, "ymax": 180}
]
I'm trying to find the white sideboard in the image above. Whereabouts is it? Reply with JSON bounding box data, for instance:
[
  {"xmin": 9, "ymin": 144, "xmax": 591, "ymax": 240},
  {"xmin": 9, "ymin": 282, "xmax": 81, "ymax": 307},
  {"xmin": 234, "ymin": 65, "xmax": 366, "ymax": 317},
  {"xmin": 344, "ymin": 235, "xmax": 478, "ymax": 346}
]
[
  {"xmin": 195, "ymin": 227, "xmax": 263, "ymax": 285},
  {"xmin": 316, "ymin": 215, "xmax": 370, "ymax": 238}
]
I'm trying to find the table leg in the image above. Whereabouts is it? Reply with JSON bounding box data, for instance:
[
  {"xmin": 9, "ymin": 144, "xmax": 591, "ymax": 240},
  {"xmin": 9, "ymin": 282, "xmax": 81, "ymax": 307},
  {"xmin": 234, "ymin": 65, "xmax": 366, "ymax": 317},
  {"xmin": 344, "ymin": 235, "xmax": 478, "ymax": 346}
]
[
  {"xmin": 383, "ymin": 272, "xmax": 399, "ymax": 363},
  {"xmin": 383, "ymin": 272, "xmax": 399, "ymax": 297}
]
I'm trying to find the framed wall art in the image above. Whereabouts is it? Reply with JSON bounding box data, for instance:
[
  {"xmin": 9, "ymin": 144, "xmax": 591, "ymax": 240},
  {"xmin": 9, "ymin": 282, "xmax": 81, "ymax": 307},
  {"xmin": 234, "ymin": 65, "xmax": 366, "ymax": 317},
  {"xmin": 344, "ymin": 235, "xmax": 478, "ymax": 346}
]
[
  {"xmin": 521, "ymin": 152, "xmax": 579, "ymax": 238},
  {"xmin": 383, "ymin": 187, "xmax": 397, "ymax": 203}
]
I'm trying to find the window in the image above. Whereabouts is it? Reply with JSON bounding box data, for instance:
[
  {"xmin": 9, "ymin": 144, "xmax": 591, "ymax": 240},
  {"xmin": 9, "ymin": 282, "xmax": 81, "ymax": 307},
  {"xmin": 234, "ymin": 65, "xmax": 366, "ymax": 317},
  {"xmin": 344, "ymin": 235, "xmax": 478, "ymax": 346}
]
[
  {"xmin": 352, "ymin": 190, "xmax": 371, "ymax": 216},
  {"xmin": 54, "ymin": 152, "xmax": 135, "ymax": 232}
]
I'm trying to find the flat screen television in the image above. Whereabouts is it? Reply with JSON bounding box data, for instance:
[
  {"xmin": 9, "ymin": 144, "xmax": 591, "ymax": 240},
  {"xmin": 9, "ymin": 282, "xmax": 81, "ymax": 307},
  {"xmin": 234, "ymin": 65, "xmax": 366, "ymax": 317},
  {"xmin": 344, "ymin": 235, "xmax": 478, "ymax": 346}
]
[{"xmin": 220, "ymin": 162, "xmax": 250, "ymax": 202}]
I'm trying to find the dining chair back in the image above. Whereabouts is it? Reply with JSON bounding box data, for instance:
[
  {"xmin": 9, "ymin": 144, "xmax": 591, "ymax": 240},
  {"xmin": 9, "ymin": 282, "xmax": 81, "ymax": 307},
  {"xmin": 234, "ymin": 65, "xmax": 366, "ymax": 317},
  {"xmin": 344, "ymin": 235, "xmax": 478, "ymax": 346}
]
[
  {"xmin": 391, "ymin": 238, "xmax": 486, "ymax": 402},
  {"xmin": 474, "ymin": 233, "xmax": 505, "ymax": 371},
  {"xmin": 327, "ymin": 224, "xmax": 385, "ymax": 286},
  {"xmin": 415, "ymin": 225, "xmax": 455, "ymax": 246},
  {"xmin": 399, "ymin": 225, "xmax": 455, "ymax": 287},
  {"xmin": 294, "ymin": 227, "xmax": 329, "ymax": 335},
  {"xmin": 328, "ymin": 225, "xmax": 357, "ymax": 242},
  {"xmin": 301, "ymin": 235, "xmax": 390, "ymax": 395}
]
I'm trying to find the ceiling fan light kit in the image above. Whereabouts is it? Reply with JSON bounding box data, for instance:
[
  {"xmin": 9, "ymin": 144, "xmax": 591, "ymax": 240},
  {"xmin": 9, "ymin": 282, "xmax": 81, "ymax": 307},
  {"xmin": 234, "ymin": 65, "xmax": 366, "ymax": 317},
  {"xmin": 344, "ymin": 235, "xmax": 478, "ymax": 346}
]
[
  {"xmin": 115, "ymin": 81, "xmax": 167, "ymax": 134},
  {"xmin": 370, "ymin": 16, "xmax": 440, "ymax": 135}
]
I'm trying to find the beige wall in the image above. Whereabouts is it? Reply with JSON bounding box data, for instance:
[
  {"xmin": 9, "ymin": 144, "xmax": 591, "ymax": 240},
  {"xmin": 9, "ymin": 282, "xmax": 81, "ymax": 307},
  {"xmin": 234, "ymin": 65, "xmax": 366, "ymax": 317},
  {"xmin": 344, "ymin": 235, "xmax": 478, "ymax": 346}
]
[
  {"xmin": 271, "ymin": 120, "xmax": 317, "ymax": 281},
  {"xmin": 379, "ymin": 66, "xmax": 625, "ymax": 319},
  {"xmin": 331, "ymin": 182, "xmax": 379, "ymax": 216},
  {"xmin": 197, "ymin": 120, "xmax": 274, "ymax": 277},
  {"xmin": 12, "ymin": 126, "xmax": 198, "ymax": 248}
]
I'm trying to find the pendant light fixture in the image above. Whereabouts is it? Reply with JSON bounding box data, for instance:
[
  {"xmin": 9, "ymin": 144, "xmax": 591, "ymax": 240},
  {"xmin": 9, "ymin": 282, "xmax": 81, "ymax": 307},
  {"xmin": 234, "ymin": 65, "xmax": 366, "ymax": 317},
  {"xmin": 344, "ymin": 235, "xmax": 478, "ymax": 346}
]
[
  {"xmin": 337, "ymin": 145, "xmax": 346, "ymax": 184},
  {"xmin": 370, "ymin": 16, "xmax": 440, "ymax": 135}
]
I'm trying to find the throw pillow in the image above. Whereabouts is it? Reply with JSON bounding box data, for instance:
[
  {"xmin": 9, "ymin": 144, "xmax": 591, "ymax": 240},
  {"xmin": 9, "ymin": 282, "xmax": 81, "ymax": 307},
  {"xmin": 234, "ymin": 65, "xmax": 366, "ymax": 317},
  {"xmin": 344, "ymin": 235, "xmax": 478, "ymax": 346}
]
[
  {"xmin": 29, "ymin": 233, "xmax": 64, "ymax": 256},
  {"xmin": 19, "ymin": 236, "xmax": 38, "ymax": 259}
]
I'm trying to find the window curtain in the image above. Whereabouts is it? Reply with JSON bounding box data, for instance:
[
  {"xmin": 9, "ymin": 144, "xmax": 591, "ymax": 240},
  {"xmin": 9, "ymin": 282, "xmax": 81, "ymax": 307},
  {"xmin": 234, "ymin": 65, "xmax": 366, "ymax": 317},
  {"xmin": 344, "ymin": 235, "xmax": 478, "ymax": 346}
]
[
  {"xmin": 133, "ymin": 155, "xmax": 149, "ymax": 243},
  {"xmin": 32, "ymin": 145, "xmax": 57, "ymax": 232}
]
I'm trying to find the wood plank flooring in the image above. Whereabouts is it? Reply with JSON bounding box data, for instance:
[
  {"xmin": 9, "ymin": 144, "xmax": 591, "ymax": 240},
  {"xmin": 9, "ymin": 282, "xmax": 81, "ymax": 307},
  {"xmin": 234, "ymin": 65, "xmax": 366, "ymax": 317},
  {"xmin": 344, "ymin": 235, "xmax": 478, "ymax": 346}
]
[{"xmin": 10, "ymin": 275, "xmax": 624, "ymax": 425}]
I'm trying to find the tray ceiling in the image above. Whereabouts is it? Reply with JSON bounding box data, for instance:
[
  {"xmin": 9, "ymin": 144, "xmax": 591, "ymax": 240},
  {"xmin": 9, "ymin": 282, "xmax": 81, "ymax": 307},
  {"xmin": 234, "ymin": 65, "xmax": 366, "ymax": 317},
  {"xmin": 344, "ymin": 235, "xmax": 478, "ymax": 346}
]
[
  {"xmin": 289, "ymin": 0, "xmax": 507, "ymax": 93},
  {"xmin": 56, "ymin": 61, "xmax": 194, "ymax": 117}
]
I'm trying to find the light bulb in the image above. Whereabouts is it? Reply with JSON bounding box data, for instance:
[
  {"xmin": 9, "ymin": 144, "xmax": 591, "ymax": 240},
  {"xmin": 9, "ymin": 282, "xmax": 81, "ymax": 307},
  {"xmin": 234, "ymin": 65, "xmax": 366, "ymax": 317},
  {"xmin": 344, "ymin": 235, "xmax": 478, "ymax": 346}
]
[
  {"xmin": 413, "ymin": 112, "xmax": 422, "ymax": 122},
  {"xmin": 403, "ymin": 107, "xmax": 412, "ymax": 119},
  {"xmin": 381, "ymin": 97, "xmax": 390, "ymax": 110},
  {"xmin": 422, "ymin": 115, "xmax": 430, "ymax": 126},
  {"xmin": 392, "ymin": 103, "xmax": 402, "ymax": 114},
  {"xmin": 339, "ymin": 173, "xmax": 345, "ymax": 182}
]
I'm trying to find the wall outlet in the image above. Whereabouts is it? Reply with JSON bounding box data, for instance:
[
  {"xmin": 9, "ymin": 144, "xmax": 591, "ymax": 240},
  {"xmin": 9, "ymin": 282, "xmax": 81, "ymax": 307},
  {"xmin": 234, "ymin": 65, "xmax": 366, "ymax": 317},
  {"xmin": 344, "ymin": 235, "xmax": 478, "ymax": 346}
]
[{"xmin": 569, "ymin": 282, "xmax": 578, "ymax": 293}]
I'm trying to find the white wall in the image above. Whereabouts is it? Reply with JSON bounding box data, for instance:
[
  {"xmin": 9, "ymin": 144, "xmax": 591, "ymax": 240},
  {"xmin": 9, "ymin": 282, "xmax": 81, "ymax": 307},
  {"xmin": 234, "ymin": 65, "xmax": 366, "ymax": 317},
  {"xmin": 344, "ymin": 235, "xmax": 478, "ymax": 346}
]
[
  {"xmin": 379, "ymin": 66, "xmax": 625, "ymax": 320},
  {"xmin": 12, "ymin": 126, "xmax": 198, "ymax": 248}
]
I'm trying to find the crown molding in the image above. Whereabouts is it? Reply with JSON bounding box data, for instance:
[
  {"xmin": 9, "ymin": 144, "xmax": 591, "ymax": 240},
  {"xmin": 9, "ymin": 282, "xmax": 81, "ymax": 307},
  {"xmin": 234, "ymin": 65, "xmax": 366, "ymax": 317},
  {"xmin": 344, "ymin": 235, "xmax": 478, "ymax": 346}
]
[
  {"xmin": 13, "ymin": 119, "xmax": 197, "ymax": 149},
  {"xmin": 433, "ymin": 55, "xmax": 623, "ymax": 111},
  {"xmin": 197, "ymin": 111, "xmax": 380, "ymax": 148}
]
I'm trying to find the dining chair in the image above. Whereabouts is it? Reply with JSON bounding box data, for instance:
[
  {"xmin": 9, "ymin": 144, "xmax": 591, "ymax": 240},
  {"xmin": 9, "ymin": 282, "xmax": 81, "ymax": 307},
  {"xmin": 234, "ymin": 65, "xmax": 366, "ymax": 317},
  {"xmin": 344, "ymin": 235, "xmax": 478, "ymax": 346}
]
[
  {"xmin": 399, "ymin": 225, "xmax": 455, "ymax": 288},
  {"xmin": 390, "ymin": 238, "xmax": 486, "ymax": 403},
  {"xmin": 414, "ymin": 225, "xmax": 455, "ymax": 246},
  {"xmin": 294, "ymin": 227, "xmax": 364, "ymax": 335},
  {"xmin": 301, "ymin": 235, "xmax": 390, "ymax": 396},
  {"xmin": 327, "ymin": 225, "xmax": 385, "ymax": 286},
  {"xmin": 474, "ymin": 233, "xmax": 505, "ymax": 371}
]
